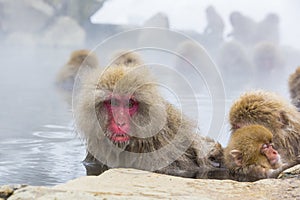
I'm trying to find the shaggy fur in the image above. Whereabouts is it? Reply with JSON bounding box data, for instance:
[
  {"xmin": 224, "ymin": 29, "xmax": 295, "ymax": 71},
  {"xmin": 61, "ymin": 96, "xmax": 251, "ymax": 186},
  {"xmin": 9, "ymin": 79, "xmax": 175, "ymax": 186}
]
[
  {"xmin": 229, "ymin": 90, "xmax": 300, "ymax": 162},
  {"xmin": 289, "ymin": 66, "xmax": 300, "ymax": 109},
  {"xmin": 74, "ymin": 53, "xmax": 223, "ymax": 177},
  {"xmin": 56, "ymin": 49, "xmax": 99, "ymax": 91}
]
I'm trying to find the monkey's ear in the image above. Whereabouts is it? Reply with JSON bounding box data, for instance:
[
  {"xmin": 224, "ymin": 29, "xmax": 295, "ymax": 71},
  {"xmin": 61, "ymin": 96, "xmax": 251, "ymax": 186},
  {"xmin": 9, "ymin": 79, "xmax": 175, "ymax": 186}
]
[{"xmin": 230, "ymin": 149, "xmax": 243, "ymax": 166}]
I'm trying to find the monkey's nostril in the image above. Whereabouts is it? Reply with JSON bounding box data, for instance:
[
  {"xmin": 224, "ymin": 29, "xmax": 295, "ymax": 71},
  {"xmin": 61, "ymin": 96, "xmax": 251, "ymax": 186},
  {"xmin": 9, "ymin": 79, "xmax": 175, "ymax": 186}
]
[{"xmin": 117, "ymin": 122, "xmax": 126, "ymax": 127}]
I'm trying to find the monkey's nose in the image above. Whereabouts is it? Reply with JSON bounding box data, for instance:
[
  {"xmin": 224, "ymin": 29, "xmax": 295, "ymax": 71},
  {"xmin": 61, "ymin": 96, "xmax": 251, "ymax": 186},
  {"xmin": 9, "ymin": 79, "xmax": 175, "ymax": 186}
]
[{"xmin": 117, "ymin": 122, "xmax": 126, "ymax": 127}]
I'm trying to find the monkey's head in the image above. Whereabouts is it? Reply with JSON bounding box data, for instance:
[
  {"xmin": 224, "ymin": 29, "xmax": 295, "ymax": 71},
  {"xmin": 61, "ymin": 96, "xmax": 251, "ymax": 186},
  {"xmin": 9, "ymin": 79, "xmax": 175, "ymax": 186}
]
[
  {"xmin": 68, "ymin": 49, "xmax": 99, "ymax": 69},
  {"xmin": 229, "ymin": 90, "xmax": 298, "ymax": 133},
  {"xmin": 252, "ymin": 42, "xmax": 282, "ymax": 71},
  {"xmin": 225, "ymin": 125, "xmax": 281, "ymax": 169},
  {"xmin": 74, "ymin": 59, "xmax": 191, "ymax": 169},
  {"xmin": 110, "ymin": 51, "xmax": 143, "ymax": 67},
  {"xmin": 95, "ymin": 65, "xmax": 166, "ymax": 147},
  {"xmin": 289, "ymin": 66, "xmax": 300, "ymax": 101}
]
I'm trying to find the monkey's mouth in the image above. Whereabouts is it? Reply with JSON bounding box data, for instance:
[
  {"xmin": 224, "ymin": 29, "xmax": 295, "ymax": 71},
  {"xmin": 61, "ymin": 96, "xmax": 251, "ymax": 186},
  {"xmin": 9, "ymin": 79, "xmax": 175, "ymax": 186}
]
[
  {"xmin": 269, "ymin": 156, "xmax": 280, "ymax": 166},
  {"xmin": 109, "ymin": 133, "xmax": 130, "ymax": 143}
]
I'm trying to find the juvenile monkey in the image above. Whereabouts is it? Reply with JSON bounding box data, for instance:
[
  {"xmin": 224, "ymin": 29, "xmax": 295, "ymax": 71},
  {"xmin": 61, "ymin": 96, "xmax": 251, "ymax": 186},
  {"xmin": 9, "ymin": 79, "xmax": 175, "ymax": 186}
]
[
  {"xmin": 74, "ymin": 51, "xmax": 223, "ymax": 177},
  {"xmin": 288, "ymin": 66, "xmax": 300, "ymax": 110},
  {"xmin": 229, "ymin": 90, "xmax": 300, "ymax": 163},
  {"xmin": 225, "ymin": 125, "xmax": 299, "ymax": 181},
  {"xmin": 56, "ymin": 49, "xmax": 99, "ymax": 91}
]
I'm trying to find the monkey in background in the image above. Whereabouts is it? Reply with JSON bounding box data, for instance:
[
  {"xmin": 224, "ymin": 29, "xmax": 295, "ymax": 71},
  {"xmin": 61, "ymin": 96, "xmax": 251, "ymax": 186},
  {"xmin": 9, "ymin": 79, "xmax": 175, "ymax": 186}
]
[
  {"xmin": 56, "ymin": 49, "xmax": 99, "ymax": 91},
  {"xmin": 225, "ymin": 125, "xmax": 300, "ymax": 182},
  {"xmin": 229, "ymin": 90, "xmax": 300, "ymax": 163},
  {"xmin": 202, "ymin": 5, "xmax": 224, "ymax": 51},
  {"xmin": 288, "ymin": 66, "xmax": 300, "ymax": 110},
  {"xmin": 74, "ymin": 51, "xmax": 224, "ymax": 178},
  {"xmin": 216, "ymin": 40, "xmax": 253, "ymax": 90},
  {"xmin": 255, "ymin": 13, "xmax": 280, "ymax": 45},
  {"xmin": 228, "ymin": 11, "xmax": 257, "ymax": 46},
  {"xmin": 251, "ymin": 42, "xmax": 286, "ymax": 92},
  {"xmin": 109, "ymin": 50, "xmax": 144, "ymax": 67},
  {"xmin": 252, "ymin": 42, "xmax": 284, "ymax": 73}
]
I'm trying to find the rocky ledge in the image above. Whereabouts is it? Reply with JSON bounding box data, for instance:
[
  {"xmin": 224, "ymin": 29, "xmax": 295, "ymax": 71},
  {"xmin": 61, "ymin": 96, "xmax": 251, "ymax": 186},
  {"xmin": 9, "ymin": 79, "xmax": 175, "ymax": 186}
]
[{"xmin": 1, "ymin": 166, "xmax": 300, "ymax": 200}]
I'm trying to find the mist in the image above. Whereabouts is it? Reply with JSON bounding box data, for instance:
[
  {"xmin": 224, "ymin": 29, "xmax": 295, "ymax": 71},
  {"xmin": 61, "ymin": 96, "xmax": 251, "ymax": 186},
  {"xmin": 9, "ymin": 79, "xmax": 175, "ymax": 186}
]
[{"xmin": 0, "ymin": 0, "xmax": 300, "ymax": 186}]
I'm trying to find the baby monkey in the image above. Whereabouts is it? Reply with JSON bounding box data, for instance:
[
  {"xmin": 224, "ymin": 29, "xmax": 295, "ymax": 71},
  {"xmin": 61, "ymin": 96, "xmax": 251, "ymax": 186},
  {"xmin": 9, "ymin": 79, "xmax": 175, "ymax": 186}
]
[{"xmin": 225, "ymin": 125, "xmax": 300, "ymax": 181}]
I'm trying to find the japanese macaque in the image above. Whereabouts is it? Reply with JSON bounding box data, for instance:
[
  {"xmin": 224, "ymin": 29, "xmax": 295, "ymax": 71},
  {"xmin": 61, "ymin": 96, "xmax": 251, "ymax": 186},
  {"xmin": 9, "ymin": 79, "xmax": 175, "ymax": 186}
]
[
  {"xmin": 252, "ymin": 42, "xmax": 285, "ymax": 90},
  {"xmin": 228, "ymin": 11, "xmax": 257, "ymax": 46},
  {"xmin": 74, "ymin": 51, "xmax": 223, "ymax": 177},
  {"xmin": 203, "ymin": 5, "xmax": 224, "ymax": 48},
  {"xmin": 288, "ymin": 66, "xmax": 300, "ymax": 110},
  {"xmin": 174, "ymin": 40, "xmax": 218, "ymax": 91},
  {"xmin": 109, "ymin": 51, "xmax": 143, "ymax": 67},
  {"xmin": 229, "ymin": 90, "xmax": 300, "ymax": 163},
  {"xmin": 56, "ymin": 49, "xmax": 99, "ymax": 91},
  {"xmin": 225, "ymin": 125, "xmax": 300, "ymax": 181},
  {"xmin": 216, "ymin": 40, "xmax": 253, "ymax": 90},
  {"xmin": 252, "ymin": 42, "xmax": 284, "ymax": 72},
  {"xmin": 255, "ymin": 13, "xmax": 280, "ymax": 44}
]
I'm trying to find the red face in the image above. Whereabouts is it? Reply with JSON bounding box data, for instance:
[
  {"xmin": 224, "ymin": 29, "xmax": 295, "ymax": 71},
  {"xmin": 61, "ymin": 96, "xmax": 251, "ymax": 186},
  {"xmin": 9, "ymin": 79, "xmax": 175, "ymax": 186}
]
[
  {"xmin": 261, "ymin": 143, "xmax": 280, "ymax": 166},
  {"xmin": 104, "ymin": 95, "xmax": 139, "ymax": 143}
]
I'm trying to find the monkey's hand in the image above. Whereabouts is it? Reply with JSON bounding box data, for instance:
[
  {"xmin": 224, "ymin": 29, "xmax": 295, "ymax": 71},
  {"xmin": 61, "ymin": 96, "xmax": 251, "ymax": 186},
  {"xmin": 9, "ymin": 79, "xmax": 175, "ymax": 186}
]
[
  {"xmin": 275, "ymin": 156, "xmax": 300, "ymax": 179},
  {"xmin": 277, "ymin": 157, "xmax": 300, "ymax": 179}
]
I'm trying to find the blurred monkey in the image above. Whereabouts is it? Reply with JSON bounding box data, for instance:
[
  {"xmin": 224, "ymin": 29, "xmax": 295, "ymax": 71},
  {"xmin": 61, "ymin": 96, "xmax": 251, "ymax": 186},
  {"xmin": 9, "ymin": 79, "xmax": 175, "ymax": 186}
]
[
  {"xmin": 56, "ymin": 49, "xmax": 99, "ymax": 91},
  {"xmin": 288, "ymin": 66, "xmax": 300, "ymax": 110}
]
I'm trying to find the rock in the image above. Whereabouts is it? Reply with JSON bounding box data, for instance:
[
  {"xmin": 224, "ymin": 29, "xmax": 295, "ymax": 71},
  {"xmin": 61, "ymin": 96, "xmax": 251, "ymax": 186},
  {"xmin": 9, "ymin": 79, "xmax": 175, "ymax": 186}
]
[
  {"xmin": 40, "ymin": 16, "xmax": 86, "ymax": 47},
  {"xmin": 278, "ymin": 164, "xmax": 300, "ymax": 179},
  {"xmin": 6, "ymin": 168, "xmax": 300, "ymax": 200},
  {"xmin": 0, "ymin": 184, "xmax": 26, "ymax": 199},
  {"xmin": 0, "ymin": 0, "xmax": 54, "ymax": 33}
]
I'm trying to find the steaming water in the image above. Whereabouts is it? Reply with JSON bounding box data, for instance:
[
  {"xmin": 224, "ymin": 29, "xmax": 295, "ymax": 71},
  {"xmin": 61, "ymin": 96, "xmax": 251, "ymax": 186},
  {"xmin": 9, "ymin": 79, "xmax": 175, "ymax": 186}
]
[
  {"xmin": 0, "ymin": 45, "xmax": 290, "ymax": 186},
  {"xmin": 0, "ymin": 46, "xmax": 86, "ymax": 186}
]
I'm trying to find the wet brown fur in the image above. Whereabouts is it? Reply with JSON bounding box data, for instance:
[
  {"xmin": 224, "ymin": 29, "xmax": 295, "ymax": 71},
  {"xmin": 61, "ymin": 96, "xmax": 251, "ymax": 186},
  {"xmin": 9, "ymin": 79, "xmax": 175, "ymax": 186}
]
[
  {"xmin": 289, "ymin": 66, "xmax": 300, "ymax": 109},
  {"xmin": 225, "ymin": 124, "xmax": 300, "ymax": 181},
  {"xmin": 229, "ymin": 90, "xmax": 300, "ymax": 162},
  {"xmin": 225, "ymin": 125, "xmax": 274, "ymax": 169}
]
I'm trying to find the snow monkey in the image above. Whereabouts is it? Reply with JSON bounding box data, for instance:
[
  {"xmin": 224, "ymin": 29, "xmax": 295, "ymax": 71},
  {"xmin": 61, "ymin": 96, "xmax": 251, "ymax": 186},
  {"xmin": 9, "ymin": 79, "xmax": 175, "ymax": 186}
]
[
  {"xmin": 229, "ymin": 90, "xmax": 300, "ymax": 164},
  {"xmin": 288, "ymin": 66, "xmax": 300, "ymax": 110},
  {"xmin": 225, "ymin": 125, "xmax": 300, "ymax": 181},
  {"xmin": 56, "ymin": 49, "xmax": 99, "ymax": 91},
  {"xmin": 74, "ymin": 51, "xmax": 224, "ymax": 177}
]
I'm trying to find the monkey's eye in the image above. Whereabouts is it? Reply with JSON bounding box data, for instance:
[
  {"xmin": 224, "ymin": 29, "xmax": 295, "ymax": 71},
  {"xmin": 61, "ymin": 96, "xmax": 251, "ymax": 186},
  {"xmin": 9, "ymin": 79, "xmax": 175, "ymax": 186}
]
[
  {"xmin": 127, "ymin": 98, "xmax": 137, "ymax": 108},
  {"xmin": 262, "ymin": 144, "xmax": 268, "ymax": 149}
]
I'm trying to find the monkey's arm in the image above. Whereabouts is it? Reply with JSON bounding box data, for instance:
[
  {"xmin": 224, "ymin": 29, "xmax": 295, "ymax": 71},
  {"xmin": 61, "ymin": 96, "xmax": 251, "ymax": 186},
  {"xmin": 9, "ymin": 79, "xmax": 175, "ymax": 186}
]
[
  {"xmin": 268, "ymin": 157, "xmax": 300, "ymax": 178},
  {"xmin": 82, "ymin": 152, "xmax": 110, "ymax": 176},
  {"xmin": 232, "ymin": 158, "xmax": 300, "ymax": 182}
]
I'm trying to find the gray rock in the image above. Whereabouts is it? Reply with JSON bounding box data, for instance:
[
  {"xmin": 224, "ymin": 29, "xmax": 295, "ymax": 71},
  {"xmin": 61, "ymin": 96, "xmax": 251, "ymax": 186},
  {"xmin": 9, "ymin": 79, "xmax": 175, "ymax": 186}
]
[
  {"xmin": 0, "ymin": 184, "xmax": 26, "ymax": 199},
  {"xmin": 6, "ymin": 168, "xmax": 300, "ymax": 200},
  {"xmin": 278, "ymin": 164, "xmax": 300, "ymax": 179}
]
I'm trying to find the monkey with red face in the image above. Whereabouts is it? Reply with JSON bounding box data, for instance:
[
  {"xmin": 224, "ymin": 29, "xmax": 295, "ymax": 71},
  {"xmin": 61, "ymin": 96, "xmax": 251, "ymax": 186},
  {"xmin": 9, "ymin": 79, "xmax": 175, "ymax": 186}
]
[
  {"xmin": 74, "ymin": 51, "xmax": 223, "ymax": 177},
  {"xmin": 225, "ymin": 125, "xmax": 300, "ymax": 182}
]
